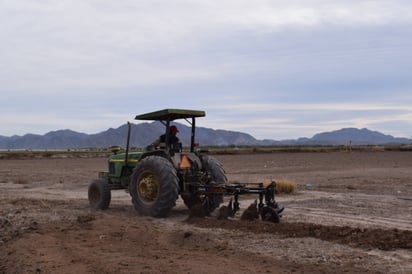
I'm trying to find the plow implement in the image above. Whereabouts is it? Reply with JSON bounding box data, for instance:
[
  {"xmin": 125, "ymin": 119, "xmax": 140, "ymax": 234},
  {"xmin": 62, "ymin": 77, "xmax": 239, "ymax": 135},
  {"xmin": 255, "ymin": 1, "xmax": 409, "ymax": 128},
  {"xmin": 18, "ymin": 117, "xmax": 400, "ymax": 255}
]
[{"xmin": 189, "ymin": 181, "xmax": 285, "ymax": 223}]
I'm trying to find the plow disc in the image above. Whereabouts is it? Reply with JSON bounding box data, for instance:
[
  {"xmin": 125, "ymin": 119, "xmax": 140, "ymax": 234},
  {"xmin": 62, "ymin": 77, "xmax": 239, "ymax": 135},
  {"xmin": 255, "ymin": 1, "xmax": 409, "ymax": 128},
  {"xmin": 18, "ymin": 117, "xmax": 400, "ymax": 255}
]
[{"xmin": 260, "ymin": 206, "xmax": 280, "ymax": 223}]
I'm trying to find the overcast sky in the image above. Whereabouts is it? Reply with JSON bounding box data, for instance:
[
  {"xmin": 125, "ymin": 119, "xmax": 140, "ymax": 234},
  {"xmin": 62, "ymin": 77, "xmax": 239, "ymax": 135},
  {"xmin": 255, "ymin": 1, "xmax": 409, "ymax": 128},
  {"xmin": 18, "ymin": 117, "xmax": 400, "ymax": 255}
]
[{"xmin": 1, "ymin": 0, "xmax": 411, "ymax": 140}]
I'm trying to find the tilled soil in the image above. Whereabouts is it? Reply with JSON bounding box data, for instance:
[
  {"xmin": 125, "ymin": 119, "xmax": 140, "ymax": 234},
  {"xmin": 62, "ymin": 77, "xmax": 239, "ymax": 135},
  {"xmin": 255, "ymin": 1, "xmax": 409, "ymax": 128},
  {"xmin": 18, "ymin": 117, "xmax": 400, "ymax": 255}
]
[{"xmin": 1, "ymin": 151, "xmax": 412, "ymax": 273}]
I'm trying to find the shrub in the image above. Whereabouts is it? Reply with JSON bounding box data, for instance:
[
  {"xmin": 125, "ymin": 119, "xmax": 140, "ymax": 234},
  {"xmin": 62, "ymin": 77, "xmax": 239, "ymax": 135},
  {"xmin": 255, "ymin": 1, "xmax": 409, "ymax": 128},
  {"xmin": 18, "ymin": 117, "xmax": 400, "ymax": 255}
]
[{"xmin": 275, "ymin": 179, "xmax": 297, "ymax": 194}]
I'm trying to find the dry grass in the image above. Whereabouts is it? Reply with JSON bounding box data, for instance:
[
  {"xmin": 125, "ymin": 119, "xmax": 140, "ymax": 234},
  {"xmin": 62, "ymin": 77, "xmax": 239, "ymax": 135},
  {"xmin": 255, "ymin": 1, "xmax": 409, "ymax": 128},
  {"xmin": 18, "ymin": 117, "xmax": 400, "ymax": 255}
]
[{"xmin": 275, "ymin": 178, "xmax": 297, "ymax": 194}]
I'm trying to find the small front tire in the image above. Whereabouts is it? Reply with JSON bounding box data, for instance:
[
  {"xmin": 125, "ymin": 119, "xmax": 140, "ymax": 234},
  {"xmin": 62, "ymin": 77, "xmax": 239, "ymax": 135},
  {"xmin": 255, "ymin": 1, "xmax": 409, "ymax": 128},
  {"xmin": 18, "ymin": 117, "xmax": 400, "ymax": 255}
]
[{"xmin": 88, "ymin": 179, "xmax": 111, "ymax": 210}]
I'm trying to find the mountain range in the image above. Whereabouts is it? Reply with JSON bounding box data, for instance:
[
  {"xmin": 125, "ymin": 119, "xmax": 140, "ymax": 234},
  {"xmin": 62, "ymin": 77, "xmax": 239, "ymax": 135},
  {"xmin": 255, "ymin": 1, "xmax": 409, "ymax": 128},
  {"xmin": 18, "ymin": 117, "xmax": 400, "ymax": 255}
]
[{"xmin": 0, "ymin": 122, "xmax": 410, "ymax": 150}]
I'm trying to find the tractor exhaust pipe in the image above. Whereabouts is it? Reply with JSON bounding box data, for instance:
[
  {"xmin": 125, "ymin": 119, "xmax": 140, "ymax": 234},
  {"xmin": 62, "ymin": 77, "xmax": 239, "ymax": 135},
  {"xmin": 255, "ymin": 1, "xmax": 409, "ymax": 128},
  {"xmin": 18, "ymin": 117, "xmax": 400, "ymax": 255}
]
[{"xmin": 125, "ymin": 122, "xmax": 131, "ymax": 164}]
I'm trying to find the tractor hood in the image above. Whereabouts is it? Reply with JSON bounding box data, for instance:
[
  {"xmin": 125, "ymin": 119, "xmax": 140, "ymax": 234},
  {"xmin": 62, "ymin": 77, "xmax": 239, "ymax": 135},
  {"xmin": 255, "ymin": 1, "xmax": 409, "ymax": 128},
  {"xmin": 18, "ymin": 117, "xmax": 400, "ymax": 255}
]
[{"xmin": 109, "ymin": 152, "xmax": 143, "ymax": 165}]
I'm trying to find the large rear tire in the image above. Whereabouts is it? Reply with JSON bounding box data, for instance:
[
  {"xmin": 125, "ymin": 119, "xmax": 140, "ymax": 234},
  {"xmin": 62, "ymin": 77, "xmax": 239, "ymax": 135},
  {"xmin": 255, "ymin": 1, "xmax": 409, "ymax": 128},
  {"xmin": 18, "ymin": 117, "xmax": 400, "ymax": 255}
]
[
  {"xmin": 182, "ymin": 155, "xmax": 227, "ymax": 212},
  {"xmin": 129, "ymin": 156, "xmax": 179, "ymax": 217},
  {"xmin": 88, "ymin": 179, "xmax": 111, "ymax": 210},
  {"xmin": 203, "ymin": 155, "xmax": 227, "ymax": 210},
  {"xmin": 202, "ymin": 155, "xmax": 227, "ymax": 184}
]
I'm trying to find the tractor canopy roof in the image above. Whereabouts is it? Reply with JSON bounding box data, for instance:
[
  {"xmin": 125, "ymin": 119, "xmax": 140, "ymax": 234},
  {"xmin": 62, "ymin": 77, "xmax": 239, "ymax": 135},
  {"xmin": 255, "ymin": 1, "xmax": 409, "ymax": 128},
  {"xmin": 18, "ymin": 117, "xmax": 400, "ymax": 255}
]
[{"xmin": 135, "ymin": 109, "xmax": 205, "ymax": 121}]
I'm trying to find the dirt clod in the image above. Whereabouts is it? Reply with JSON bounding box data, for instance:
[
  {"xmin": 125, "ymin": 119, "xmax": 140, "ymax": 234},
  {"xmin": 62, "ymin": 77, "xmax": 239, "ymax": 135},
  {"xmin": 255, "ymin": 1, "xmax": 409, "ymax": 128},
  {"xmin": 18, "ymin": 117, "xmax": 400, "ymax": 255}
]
[
  {"xmin": 183, "ymin": 231, "xmax": 192, "ymax": 238},
  {"xmin": 188, "ymin": 203, "xmax": 206, "ymax": 219},
  {"xmin": 77, "ymin": 215, "xmax": 95, "ymax": 223},
  {"xmin": 217, "ymin": 205, "xmax": 229, "ymax": 220}
]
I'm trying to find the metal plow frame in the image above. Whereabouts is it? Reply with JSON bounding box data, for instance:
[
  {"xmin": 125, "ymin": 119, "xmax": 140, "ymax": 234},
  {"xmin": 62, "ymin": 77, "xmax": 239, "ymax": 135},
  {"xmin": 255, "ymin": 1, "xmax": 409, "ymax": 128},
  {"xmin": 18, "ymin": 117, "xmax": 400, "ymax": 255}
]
[{"xmin": 190, "ymin": 181, "xmax": 285, "ymax": 222}]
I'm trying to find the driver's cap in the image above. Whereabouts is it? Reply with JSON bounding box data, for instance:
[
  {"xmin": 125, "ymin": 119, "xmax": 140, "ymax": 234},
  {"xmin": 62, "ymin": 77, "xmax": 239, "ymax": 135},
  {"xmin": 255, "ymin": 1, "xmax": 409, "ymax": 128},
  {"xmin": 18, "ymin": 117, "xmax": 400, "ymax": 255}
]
[{"xmin": 170, "ymin": 125, "xmax": 179, "ymax": 133}]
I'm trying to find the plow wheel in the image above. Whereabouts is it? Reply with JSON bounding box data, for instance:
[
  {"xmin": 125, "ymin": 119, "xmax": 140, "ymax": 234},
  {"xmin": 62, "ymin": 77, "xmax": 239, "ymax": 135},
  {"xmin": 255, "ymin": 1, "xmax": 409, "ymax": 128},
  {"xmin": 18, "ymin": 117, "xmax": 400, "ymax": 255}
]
[
  {"xmin": 129, "ymin": 156, "xmax": 179, "ymax": 217},
  {"xmin": 260, "ymin": 206, "xmax": 280, "ymax": 223}
]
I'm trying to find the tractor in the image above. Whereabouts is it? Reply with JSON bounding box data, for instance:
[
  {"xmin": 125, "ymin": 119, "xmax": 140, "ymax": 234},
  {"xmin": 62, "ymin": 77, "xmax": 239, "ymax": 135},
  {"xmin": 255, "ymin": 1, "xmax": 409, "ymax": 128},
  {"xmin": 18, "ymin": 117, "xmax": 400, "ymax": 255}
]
[{"xmin": 88, "ymin": 109, "xmax": 284, "ymax": 222}]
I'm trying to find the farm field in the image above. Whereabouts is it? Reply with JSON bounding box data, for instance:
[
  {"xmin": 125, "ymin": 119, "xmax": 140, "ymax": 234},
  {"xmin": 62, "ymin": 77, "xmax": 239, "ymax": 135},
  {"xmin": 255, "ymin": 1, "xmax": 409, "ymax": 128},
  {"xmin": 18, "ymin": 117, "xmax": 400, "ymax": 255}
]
[{"xmin": 1, "ymin": 151, "xmax": 412, "ymax": 273}]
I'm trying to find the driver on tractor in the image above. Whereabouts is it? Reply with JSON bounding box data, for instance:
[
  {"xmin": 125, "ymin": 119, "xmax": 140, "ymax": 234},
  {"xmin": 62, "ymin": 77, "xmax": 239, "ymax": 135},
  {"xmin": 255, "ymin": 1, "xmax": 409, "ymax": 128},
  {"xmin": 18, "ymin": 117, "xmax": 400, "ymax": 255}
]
[{"xmin": 150, "ymin": 125, "xmax": 181, "ymax": 152}]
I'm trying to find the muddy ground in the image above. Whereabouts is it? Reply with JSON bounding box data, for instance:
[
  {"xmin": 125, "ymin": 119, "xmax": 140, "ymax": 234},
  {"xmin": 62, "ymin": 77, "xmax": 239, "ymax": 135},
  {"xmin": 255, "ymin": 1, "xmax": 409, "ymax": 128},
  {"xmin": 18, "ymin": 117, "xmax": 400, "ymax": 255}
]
[{"xmin": 0, "ymin": 151, "xmax": 411, "ymax": 273}]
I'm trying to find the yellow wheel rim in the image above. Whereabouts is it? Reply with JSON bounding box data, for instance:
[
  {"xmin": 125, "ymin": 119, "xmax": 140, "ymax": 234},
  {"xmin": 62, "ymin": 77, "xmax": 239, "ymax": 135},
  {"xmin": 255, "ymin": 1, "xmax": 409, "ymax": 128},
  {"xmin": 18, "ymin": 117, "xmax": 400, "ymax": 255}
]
[{"xmin": 138, "ymin": 173, "xmax": 159, "ymax": 203}]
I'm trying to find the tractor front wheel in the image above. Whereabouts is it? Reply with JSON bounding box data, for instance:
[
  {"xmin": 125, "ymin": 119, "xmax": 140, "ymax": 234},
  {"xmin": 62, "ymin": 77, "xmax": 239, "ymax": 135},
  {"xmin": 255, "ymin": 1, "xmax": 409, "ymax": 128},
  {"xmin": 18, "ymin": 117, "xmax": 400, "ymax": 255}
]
[
  {"xmin": 88, "ymin": 179, "xmax": 111, "ymax": 210},
  {"xmin": 129, "ymin": 156, "xmax": 179, "ymax": 217}
]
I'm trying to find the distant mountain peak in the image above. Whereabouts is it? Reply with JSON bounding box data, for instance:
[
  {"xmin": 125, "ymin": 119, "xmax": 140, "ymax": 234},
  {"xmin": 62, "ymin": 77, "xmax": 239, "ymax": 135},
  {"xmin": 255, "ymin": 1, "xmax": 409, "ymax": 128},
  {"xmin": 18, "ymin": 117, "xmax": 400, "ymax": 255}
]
[
  {"xmin": 0, "ymin": 126, "xmax": 409, "ymax": 149},
  {"xmin": 311, "ymin": 127, "xmax": 407, "ymax": 145}
]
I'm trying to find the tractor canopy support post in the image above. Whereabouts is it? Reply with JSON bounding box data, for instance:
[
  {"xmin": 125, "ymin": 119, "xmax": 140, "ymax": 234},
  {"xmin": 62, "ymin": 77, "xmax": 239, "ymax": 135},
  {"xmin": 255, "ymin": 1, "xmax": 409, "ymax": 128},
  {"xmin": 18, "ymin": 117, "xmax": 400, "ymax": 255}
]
[{"xmin": 191, "ymin": 117, "xmax": 196, "ymax": 152}]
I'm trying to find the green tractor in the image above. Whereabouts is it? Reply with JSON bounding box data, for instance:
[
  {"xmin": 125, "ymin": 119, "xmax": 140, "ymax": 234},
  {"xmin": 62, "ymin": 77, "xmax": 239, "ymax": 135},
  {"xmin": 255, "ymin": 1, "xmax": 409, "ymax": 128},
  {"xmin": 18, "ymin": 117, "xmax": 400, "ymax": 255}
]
[
  {"xmin": 88, "ymin": 108, "xmax": 284, "ymax": 221},
  {"xmin": 88, "ymin": 109, "xmax": 227, "ymax": 217}
]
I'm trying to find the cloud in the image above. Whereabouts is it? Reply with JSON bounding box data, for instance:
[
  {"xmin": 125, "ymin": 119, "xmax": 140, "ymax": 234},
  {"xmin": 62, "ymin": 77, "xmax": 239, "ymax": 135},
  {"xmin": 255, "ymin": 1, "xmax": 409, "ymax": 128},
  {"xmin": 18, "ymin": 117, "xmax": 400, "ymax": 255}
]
[
  {"xmin": 1, "ymin": 1, "xmax": 412, "ymax": 139},
  {"xmin": 2, "ymin": 1, "xmax": 412, "ymax": 91},
  {"xmin": 198, "ymin": 101, "xmax": 412, "ymax": 139}
]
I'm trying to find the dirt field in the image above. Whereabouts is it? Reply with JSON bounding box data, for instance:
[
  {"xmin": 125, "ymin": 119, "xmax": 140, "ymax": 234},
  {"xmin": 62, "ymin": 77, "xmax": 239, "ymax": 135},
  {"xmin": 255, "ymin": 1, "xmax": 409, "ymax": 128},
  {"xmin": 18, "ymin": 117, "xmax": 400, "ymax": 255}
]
[{"xmin": 1, "ymin": 151, "xmax": 412, "ymax": 273}]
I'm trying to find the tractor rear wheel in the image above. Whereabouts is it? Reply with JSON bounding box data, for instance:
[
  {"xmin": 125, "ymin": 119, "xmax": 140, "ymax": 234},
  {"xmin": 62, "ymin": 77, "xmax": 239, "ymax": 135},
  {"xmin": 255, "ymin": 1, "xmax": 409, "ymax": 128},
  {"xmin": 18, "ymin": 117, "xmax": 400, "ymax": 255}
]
[
  {"xmin": 88, "ymin": 179, "xmax": 111, "ymax": 210},
  {"xmin": 203, "ymin": 155, "xmax": 227, "ymax": 209},
  {"xmin": 202, "ymin": 155, "xmax": 227, "ymax": 184},
  {"xmin": 182, "ymin": 155, "xmax": 227, "ymax": 212},
  {"xmin": 129, "ymin": 156, "xmax": 179, "ymax": 217}
]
